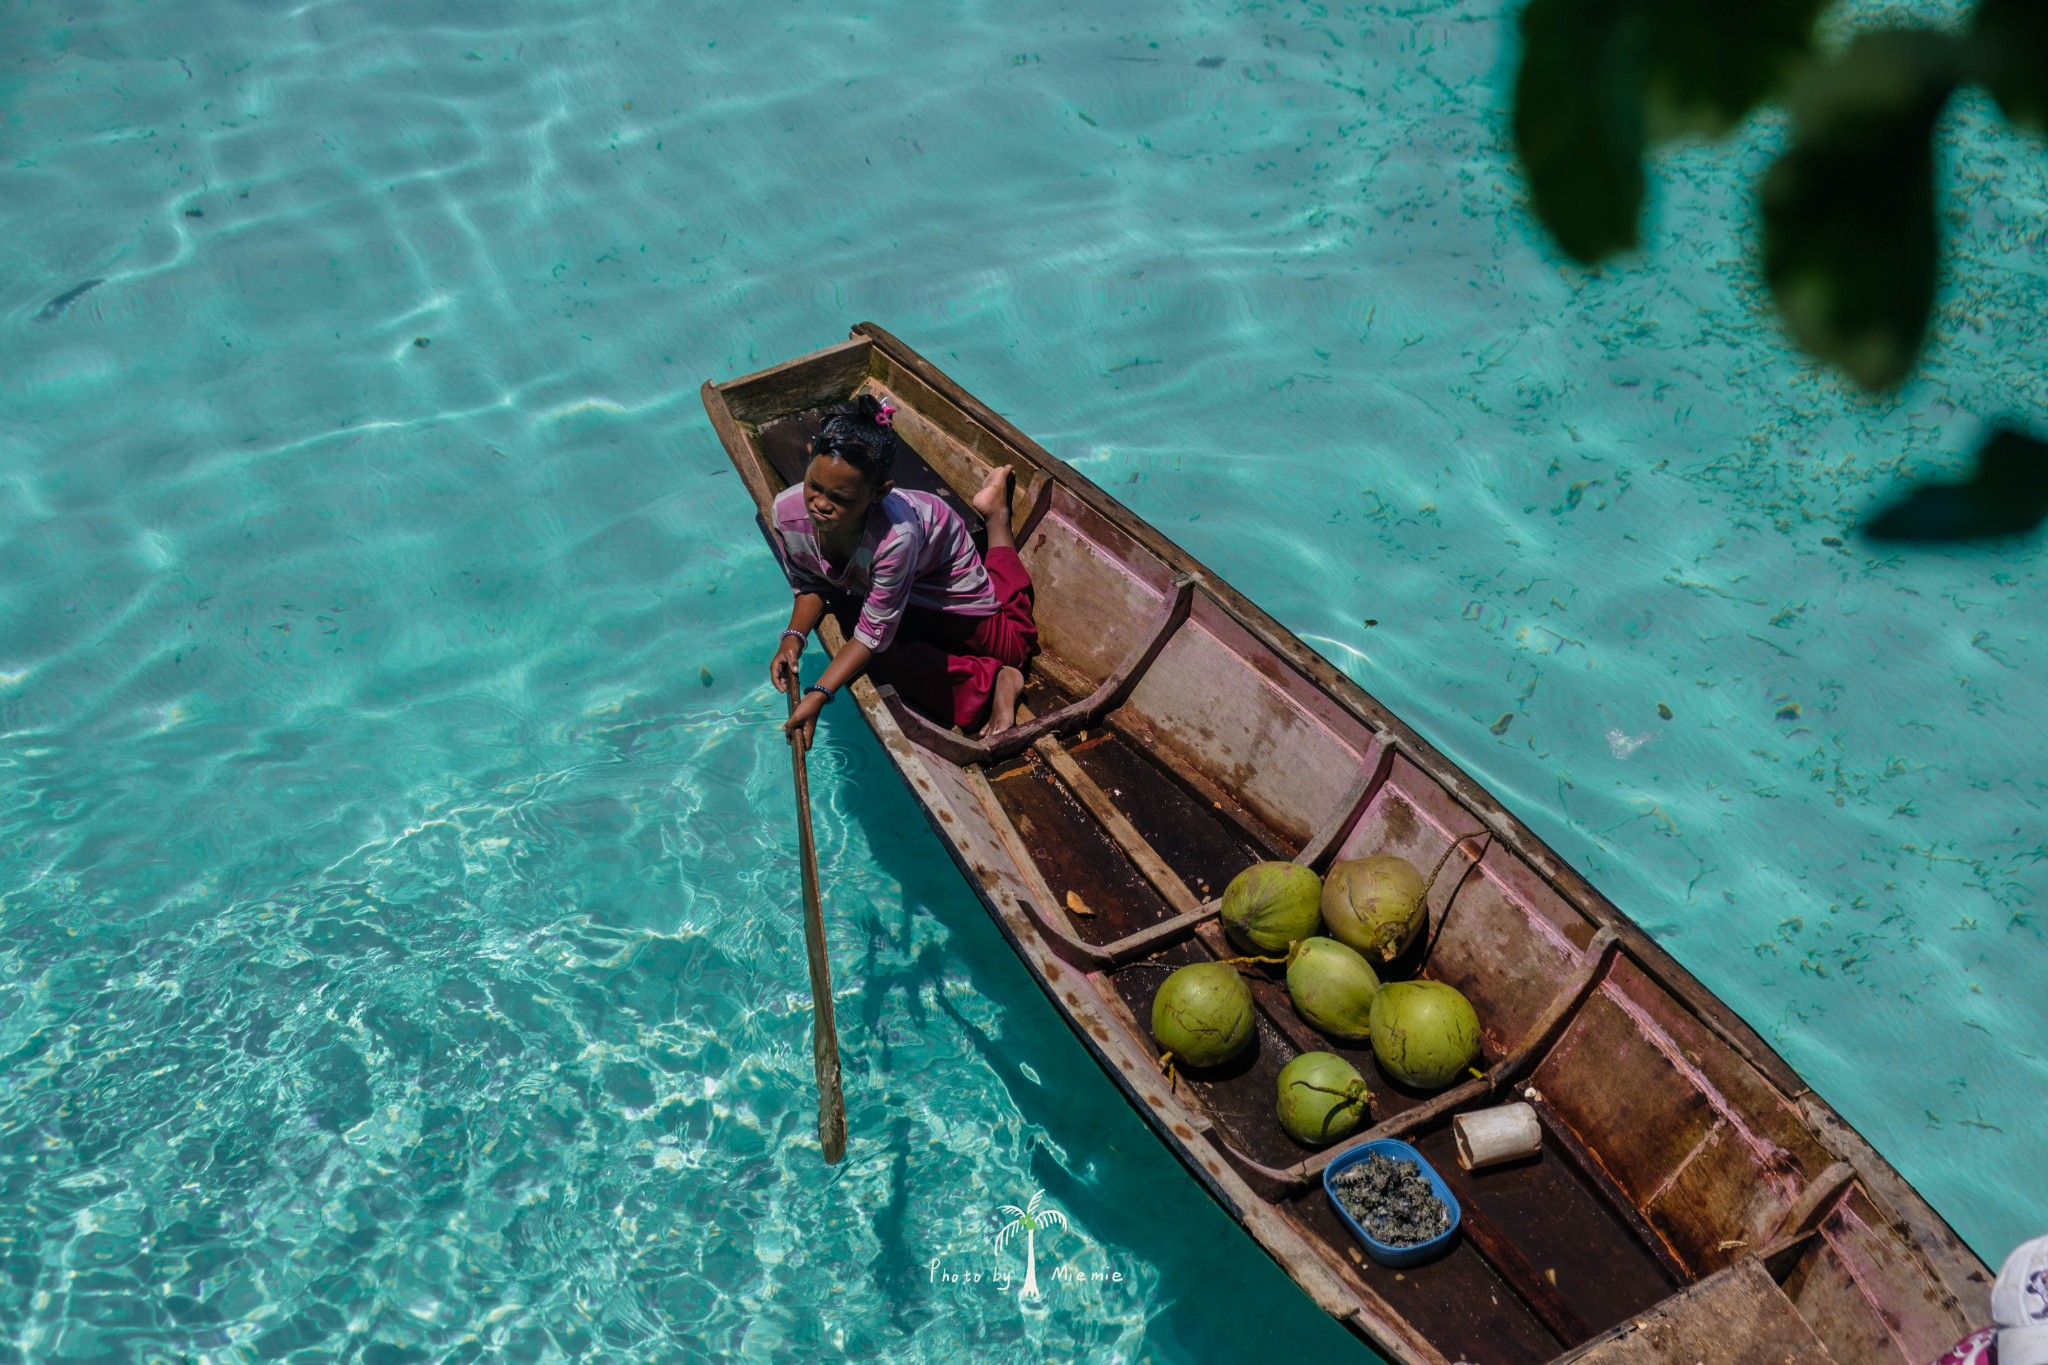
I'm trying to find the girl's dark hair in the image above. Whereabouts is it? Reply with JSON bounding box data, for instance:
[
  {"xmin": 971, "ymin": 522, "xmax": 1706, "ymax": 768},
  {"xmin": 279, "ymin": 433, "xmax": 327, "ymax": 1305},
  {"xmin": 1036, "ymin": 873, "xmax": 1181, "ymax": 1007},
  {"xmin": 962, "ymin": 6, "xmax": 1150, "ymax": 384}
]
[{"xmin": 810, "ymin": 394, "xmax": 898, "ymax": 489}]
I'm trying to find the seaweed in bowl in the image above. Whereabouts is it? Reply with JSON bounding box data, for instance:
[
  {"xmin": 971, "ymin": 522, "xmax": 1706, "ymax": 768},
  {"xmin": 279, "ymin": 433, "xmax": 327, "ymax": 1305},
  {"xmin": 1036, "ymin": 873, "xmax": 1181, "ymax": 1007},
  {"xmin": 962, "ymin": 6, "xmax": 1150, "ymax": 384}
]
[{"xmin": 1331, "ymin": 1151, "xmax": 1452, "ymax": 1248}]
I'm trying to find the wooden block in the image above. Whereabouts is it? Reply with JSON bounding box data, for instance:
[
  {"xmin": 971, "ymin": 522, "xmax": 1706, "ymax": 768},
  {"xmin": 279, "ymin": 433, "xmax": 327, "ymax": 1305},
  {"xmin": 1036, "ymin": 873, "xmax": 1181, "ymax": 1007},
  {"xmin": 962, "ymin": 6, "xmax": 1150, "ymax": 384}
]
[{"xmin": 1560, "ymin": 1257, "xmax": 1836, "ymax": 1364}]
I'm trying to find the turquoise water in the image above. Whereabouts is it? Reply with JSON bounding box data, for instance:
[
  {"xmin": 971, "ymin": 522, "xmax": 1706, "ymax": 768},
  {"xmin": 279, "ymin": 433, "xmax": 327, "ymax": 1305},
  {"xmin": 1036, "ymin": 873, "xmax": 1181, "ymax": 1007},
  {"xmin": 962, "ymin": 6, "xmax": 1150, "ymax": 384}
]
[{"xmin": 3, "ymin": 0, "xmax": 2043, "ymax": 1360}]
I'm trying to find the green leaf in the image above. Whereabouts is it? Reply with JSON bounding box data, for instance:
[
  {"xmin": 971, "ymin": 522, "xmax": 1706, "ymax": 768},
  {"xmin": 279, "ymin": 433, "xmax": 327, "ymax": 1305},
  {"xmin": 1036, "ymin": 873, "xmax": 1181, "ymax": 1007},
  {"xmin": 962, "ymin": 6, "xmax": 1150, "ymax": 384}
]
[
  {"xmin": 1513, "ymin": 0, "xmax": 1650, "ymax": 263},
  {"xmin": 1513, "ymin": 0, "xmax": 1824, "ymax": 264},
  {"xmin": 1862, "ymin": 428, "xmax": 2048, "ymax": 541},
  {"xmin": 1761, "ymin": 31, "xmax": 1964, "ymax": 392},
  {"xmin": 1974, "ymin": 0, "xmax": 2048, "ymax": 133}
]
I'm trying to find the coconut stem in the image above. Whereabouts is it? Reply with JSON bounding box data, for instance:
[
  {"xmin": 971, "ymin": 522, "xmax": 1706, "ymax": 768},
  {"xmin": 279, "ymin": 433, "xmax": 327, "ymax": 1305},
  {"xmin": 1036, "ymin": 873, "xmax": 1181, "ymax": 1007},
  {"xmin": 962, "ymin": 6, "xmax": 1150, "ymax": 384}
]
[
  {"xmin": 1117, "ymin": 955, "xmax": 1282, "ymax": 983},
  {"xmin": 1286, "ymin": 1080, "xmax": 1372, "ymax": 1140},
  {"xmin": 1288, "ymin": 1080, "xmax": 1371, "ymax": 1104},
  {"xmin": 1320, "ymin": 1098, "xmax": 1368, "ymax": 1141},
  {"xmin": 1419, "ymin": 830, "xmax": 1489, "ymax": 895}
]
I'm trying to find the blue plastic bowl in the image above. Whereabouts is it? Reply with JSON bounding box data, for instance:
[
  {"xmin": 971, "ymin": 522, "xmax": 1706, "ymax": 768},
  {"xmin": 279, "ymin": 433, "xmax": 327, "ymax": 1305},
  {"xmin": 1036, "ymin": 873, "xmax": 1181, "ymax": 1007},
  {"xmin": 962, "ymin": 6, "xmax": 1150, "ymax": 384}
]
[{"xmin": 1322, "ymin": 1138, "xmax": 1462, "ymax": 1268}]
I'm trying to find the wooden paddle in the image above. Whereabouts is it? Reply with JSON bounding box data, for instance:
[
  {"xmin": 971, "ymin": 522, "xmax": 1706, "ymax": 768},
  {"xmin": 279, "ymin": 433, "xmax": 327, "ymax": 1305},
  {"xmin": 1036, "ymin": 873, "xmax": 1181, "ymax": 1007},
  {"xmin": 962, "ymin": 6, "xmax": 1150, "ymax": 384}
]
[{"xmin": 784, "ymin": 684, "xmax": 848, "ymax": 1163}]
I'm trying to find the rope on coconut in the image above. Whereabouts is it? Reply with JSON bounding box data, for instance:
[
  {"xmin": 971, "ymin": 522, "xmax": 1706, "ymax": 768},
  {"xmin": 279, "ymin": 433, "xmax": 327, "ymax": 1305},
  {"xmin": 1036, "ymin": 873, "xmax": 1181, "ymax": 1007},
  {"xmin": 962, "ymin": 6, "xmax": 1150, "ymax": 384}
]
[
  {"xmin": 1415, "ymin": 830, "xmax": 1491, "ymax": 966},
  {"xmin": 1419, "ymin": 830, "xmax": 1492, "ymax": 896}
]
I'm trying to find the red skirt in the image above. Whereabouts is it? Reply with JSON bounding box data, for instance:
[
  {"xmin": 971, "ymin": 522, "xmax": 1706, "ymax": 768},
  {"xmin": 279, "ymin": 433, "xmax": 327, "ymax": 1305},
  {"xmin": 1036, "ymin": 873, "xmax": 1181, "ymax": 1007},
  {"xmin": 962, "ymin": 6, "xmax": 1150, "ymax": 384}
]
[{"xmin": 865, "ymin": 546, "xmax": 1037, "ymax": 730}]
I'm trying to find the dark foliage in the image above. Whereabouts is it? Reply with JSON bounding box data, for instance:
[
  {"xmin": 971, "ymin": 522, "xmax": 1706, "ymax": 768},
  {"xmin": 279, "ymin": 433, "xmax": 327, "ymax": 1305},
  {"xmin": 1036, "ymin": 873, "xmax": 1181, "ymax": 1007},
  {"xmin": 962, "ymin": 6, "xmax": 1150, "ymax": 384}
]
[
  {"xmin": 1862, "ymin": 428, "xmax": 2048, "ymax": 542},
  {"xmin": 1975, "ymin": 0, "xmax": 2048, "ymax": 132},
  {"xmin": 1512, "ymin": 0, "xmax": 2043, "ymax": 399},
  {"xmin": 1511, "ymin": 0, "xmax": 2048, "ymax": 544},
  {"xmin": 1640, "ymin": 0, "xmax": 1833, "ymax": 139},
  {"xmin": 1513, "ymin": 0, "xmax": 1650, "ymax": 261},
  {"xmin": 1762, "ymin": 32, "xmax": 1963, "ymax": 392},
  {"xmin": 1513, "ymin": 0, "xmax": 1828, "ymax": 264}
]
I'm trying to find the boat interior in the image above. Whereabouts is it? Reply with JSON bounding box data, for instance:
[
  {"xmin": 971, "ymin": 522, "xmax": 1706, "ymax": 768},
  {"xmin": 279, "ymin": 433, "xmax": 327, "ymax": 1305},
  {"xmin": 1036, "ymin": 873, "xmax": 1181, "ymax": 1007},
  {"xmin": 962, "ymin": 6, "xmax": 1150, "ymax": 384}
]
[{"xmin": 704, "ymin": 333, "xmax": 1981, "ymax": 1364}]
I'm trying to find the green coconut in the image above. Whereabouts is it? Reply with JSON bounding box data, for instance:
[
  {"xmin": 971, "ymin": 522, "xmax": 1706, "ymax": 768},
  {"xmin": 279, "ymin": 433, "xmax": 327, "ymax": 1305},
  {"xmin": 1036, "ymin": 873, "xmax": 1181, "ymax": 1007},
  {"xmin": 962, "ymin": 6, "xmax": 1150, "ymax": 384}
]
[
  {"xmin": 1369, "ymin": 979, "xmax": 1481, "ymax": 1090},
  {"xmin": 1321, "ymin": 855, "xmax": 1430, "ymax": 962},
  {"xmin": 1284, "ymin": 937, "xmax": 1381, "ymax": 1041},
  {"xmin": 1220, "ymin": 861, "xmax": 1324, "ymax": 953},
  {"xmin": 1276, "ymin": 1051, "xmax": 1372, "ymax": 1146},
  {"xmin": 1151, "ymin": 962, "xmax": 1255, "ymax": 1069}
]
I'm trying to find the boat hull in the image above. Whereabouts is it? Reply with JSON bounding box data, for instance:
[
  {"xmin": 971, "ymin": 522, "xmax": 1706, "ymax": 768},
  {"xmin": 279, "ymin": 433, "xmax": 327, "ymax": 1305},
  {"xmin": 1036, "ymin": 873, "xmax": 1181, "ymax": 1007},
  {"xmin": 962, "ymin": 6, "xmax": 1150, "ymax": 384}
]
[{"xmin": 703, "ymin": 324, "xmax": 1991, "ymax": 1364}]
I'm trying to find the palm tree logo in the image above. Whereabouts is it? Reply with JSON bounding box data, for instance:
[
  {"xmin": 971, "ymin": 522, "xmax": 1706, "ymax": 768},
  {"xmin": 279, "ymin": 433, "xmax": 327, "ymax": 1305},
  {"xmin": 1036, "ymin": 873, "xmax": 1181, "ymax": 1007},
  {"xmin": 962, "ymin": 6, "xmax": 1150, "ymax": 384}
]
[{"xmin": 992, "ymin": 1190, "xmax": 1068, "ymax": 1300}]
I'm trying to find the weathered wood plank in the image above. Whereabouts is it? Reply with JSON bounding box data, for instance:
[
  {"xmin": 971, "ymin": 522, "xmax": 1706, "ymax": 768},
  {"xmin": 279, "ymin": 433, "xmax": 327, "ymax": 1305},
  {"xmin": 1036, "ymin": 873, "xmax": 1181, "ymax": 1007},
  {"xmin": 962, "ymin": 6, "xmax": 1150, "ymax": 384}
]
[
  {"xmin": 1033, "ymin": 732, "xmax": 1203, "ymax": 916},
  {"xmin": 715, "ymin": 336, "xmax": 873, "ymax": 426},
  {"xmin": 1106, "ymin": 705, "xmax": 1299, "ymax": 857},
  {"xmin": 958, "ymin": 764, "xmax": 1116, "ymax": 971},
  {"xmin": 1530, "ymin": 1095, "xmax": 1693, "ymax": 1286},
  {"xmin": 1293, "ymin": 731, "xmax": 1396, "ymax": 871},
  {"xmin": 1798, "ymin": 1098, "xmax": 1993, "ymax": 1328},
  {"xmin": 1457, "ymin": 1192, "xmax": 1591, "ymax": 1346},
  {"xmin": 1558, "ymin": 1257, "xmax": 1835, "ymax": 1363},
  {"xmin": 699, "ymin": 380, "xmax": 776, "ymax": 509}
]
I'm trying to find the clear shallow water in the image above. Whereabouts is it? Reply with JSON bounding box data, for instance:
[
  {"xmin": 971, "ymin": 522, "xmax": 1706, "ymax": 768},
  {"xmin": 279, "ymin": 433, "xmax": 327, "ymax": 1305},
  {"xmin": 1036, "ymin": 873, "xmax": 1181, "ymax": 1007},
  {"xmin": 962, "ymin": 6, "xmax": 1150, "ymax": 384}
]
[{"xmin": 1, "ymin": 0, "xmax": 2043, "ymax": 1361}]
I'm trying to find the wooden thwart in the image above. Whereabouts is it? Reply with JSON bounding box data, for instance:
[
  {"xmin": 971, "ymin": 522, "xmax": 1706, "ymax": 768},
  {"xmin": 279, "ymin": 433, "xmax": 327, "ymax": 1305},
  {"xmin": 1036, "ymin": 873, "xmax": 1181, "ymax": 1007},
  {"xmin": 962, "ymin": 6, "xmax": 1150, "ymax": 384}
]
[
  {"xmin": 877, "ymin": 574, "xmax": 1196, "ymax": 767},
  {"xmin": 1029, "ymin": 719, "xmax": 1203, "ymax": 916},
  {"xmin": 1293, "ymin": 734, "xmax": 1396, "ymax": 870}
]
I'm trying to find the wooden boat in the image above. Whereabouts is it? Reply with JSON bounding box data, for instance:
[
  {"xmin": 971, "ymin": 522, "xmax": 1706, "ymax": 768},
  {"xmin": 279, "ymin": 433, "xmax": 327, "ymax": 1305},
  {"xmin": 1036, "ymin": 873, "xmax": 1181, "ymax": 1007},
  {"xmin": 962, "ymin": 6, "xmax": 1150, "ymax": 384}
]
[{"xmin": 702, "ymin": 324, "xmax": 1993, "ymax": 1364}]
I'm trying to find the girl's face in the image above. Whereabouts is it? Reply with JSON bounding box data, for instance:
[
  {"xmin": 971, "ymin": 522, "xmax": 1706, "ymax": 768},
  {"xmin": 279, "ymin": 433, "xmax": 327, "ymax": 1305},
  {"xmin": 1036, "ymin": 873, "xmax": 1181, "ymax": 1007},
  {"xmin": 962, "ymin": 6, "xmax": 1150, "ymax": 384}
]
[{"xmin": 802, "ymin": 454, "xmax": 886, "ymax": 538}]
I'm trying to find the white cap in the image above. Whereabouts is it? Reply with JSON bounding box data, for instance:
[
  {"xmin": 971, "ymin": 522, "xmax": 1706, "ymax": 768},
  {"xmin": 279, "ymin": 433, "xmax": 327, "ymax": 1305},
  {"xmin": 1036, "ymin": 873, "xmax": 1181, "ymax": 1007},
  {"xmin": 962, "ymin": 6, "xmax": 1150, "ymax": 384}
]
[
  {"xmin": 1994, "ymin": 1236, "xmax": 2048, "ymax": 1365},
  {"xmin": 1996, "ymin": 1235, "xmax": 2048, "ymax": 1327},
  {"xmin": 1999, "ymin": 1325, "xmax": 2048, "ymax": 1365}
]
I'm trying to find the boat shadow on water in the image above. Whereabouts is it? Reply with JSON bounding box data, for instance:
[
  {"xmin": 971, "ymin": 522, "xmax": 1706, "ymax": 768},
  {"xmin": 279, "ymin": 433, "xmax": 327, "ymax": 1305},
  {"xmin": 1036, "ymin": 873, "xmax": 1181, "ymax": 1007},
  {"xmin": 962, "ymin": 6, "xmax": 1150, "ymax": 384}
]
[{"xmin": 814, "ymin": 709, "xmax": 1379, "ymax": 1361}]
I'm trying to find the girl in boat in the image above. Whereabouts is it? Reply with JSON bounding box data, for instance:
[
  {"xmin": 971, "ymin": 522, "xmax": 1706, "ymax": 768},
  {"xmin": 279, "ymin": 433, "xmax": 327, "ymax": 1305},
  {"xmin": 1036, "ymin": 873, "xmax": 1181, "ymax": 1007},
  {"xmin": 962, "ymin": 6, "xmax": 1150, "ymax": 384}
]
[{"xmin": 769, "ymin": 394, "xmax": 1036, "ymax": 746}]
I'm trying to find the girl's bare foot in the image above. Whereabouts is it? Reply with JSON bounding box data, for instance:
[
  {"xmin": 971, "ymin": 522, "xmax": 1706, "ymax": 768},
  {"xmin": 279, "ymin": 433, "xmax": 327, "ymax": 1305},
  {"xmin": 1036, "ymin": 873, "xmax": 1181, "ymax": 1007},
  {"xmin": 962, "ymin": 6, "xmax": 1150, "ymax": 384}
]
[
  {"xmin": 980, "ymin": 666, "xmax": 1025, "ymax": 738},
  {"xmin": 971, "ymin": 466, "xmax": 1016, "ymax": 550}
]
